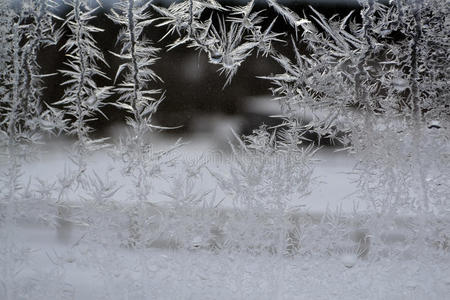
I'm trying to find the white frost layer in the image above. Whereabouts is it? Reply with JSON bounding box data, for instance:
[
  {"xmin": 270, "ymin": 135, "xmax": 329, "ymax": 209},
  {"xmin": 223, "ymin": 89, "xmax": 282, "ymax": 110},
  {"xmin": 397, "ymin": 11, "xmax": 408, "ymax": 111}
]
[
  {"xmin": 10, "ymin": 224, "xmax": 450, "ymax": 300},
  {"xmin": 19, "ymin": 135, "xmax": 359, "ymax": 213}
]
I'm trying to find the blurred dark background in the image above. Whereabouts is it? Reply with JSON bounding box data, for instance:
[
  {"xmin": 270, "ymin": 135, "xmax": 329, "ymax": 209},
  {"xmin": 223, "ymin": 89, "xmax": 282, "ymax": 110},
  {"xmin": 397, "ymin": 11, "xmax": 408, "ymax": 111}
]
[{"xmin": 37, "ymin": 0, "xmax": 364, "ymax": 145}]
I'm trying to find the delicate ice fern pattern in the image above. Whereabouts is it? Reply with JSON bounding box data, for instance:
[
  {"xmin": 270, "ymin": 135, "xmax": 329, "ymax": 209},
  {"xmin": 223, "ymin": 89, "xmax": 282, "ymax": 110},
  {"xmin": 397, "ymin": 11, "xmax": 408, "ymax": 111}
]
[
  {"xmin": 19, "ymin": 0, "xmax": 62, "ymax": 134},
  {"xmin": 0, "ymin": 7, "xmax": 22, "ymax": 148},
  {"xmin": 0, "ymin": 2, "xmax": 62, "ymax": 298},
  {"xmin": 108, "ymin": 0, "xmax": 168, "ymax": 198},
  {"xmin": 108, "ymin": 0, "xmax": 163, "ymax": 135},
  {"xmin": 153, "ymin": 0, "xmax": 283, "ymax": 86},
  {"xmin": 56, "ymin": 0, "xmax": 111, "ymax": 150},
  {"xmin": 108, "ymin": 0, "xmax": 184, "ymax": 248},
  {"xmin": 0, "ymin": 2, "xmax": 448, "ymax": 297},
  {"xmin": 262, "ymin": 0, "xmax": 449, "ymax": 217},
  {"xmin": 210, "ymin": 126, "xmax": 316, "ymax": 254},
  {"xmin": 266, "ymin": 0, "xmax": 302, "ymax": 37}
]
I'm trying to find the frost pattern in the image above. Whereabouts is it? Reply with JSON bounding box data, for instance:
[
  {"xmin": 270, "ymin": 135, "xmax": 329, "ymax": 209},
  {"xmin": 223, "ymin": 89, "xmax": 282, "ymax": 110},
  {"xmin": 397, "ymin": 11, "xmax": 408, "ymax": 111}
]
[
  {"xmin": 56, "ymin": 0, "xmax": 111, "ymax": 151},
  {"xmin": 0, "ymin": 0, "xmax": 449, "ymax": 298}
]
